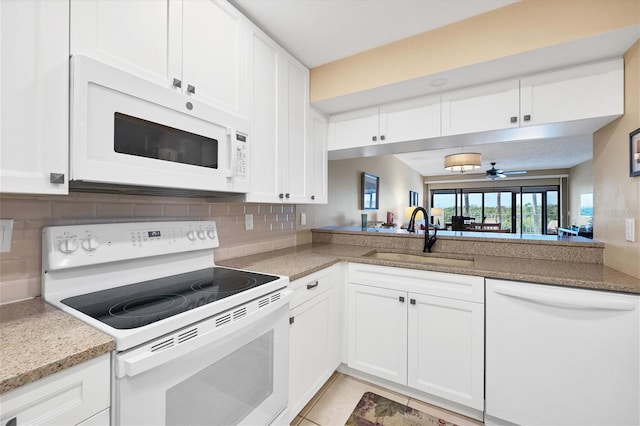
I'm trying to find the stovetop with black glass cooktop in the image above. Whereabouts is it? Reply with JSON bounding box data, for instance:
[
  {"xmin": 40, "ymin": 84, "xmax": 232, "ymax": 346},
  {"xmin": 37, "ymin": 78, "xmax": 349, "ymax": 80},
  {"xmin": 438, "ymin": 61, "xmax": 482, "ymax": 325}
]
[{"xmin": 61, "ymin": 267, "xmax": 279, "ymax": 329}]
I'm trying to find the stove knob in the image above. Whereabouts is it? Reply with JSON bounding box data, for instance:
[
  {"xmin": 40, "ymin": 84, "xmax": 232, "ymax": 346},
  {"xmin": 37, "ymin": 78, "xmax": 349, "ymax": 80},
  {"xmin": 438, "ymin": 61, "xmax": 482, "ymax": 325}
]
[
  {"xmin": 82, "ymin": 237, "xmax": 100, "ymax": 252},
  {"xmin": 58, "ymin": 238, "xmax": 78, "ymax": 254},
  {"xmin": 197, "ymin": 230, "xmax": 206, "ymax": 240},
  {"xmin": 187, "ymin": 231, "xmax": 197, "ymax": 241},
  {"xmin": 206, "ymin": 230, "xmax": 216, "ymax": 240}
]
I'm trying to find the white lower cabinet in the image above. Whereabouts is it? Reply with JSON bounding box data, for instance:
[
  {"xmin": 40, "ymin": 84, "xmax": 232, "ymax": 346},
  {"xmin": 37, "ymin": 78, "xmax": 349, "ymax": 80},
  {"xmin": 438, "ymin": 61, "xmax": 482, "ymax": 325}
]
[
  {"xmin": 0, "ymin": 354, "xmax": 111, "ymax": 426},
  {"xmin": 288, "ymin": 265, "xmax": 342, "ymax": 421},
  {"xmin": 347, "ymin": 263, "xmax": 484, "ymax": 412}
]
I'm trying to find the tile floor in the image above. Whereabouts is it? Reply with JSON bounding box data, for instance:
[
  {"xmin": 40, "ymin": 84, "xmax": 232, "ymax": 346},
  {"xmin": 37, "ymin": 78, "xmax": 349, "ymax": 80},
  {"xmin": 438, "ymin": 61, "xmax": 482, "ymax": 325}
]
[{"xmin": 290, "ymin": 372, "xmax": 483, "ymax": 426}]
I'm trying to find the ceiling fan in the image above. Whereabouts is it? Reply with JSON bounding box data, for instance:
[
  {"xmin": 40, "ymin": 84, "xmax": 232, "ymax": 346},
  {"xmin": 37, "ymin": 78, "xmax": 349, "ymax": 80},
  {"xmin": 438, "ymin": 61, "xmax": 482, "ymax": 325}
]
[{"xmin": 486, "ymin": 162, "xmax": 527, "ymax": 180}]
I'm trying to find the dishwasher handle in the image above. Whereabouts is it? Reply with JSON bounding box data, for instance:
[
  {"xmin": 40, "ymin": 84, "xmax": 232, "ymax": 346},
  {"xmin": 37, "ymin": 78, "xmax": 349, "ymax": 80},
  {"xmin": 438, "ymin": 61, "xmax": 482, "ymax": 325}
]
[{"xmin": 492, "ymin": 285, "xmax": 637, "ymax": 311}]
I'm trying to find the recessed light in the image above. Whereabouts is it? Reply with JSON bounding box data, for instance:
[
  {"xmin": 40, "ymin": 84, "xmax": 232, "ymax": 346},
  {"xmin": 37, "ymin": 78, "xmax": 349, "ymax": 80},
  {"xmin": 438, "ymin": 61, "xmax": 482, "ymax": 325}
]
[{"xmin": 430, "ymin": 78, "xmax": 448, "ymax": 87}]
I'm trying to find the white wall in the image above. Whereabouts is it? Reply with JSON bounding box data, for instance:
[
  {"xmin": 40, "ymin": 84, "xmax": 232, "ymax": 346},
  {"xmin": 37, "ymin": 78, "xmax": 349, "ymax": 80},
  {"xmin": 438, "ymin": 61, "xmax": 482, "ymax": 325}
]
[
  {"xmin": 568, "ymin": 160, "xmax": 593, "ymax": 227},
  {"xmin": 297, "ymin": 155, "xmax": 424, "ymax": 230}
]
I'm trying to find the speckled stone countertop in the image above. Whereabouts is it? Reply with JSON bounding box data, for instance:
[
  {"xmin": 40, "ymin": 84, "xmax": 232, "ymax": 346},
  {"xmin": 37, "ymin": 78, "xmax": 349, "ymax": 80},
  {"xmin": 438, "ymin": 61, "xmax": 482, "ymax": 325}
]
[
  {"xmin": 218, "ymin": 242, "xmax": 640, "ymax": 295},
  {"xmin": 0, "ymin": 298, "xmax": 115, "ymax": 394}
]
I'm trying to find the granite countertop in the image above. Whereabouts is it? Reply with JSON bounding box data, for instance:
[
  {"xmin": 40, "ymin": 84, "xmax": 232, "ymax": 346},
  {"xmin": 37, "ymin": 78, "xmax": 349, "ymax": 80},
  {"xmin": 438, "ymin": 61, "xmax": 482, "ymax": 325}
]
[
  {"xmin": 0, "ymin": 298, "xmax": 115, "ymax": 394},
  {"xmin": 218, "ymin": 242, "xmax": 640, "ymax": 295}
]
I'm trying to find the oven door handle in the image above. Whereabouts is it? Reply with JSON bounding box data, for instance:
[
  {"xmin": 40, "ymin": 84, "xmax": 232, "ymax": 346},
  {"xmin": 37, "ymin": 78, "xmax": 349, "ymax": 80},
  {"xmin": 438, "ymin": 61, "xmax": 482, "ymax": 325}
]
[{"xmin": 117, "ymin": 293, "xmax": 290, "ymax": 379}]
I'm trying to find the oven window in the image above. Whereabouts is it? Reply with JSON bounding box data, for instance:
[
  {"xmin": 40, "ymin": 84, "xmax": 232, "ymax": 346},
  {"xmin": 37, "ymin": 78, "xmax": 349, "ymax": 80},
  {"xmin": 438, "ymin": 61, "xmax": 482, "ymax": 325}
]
[
  {"xmin": 165, "ymin": 330, "xmax": 274, "ymax": 425},
  {"xmin": 114, "ymin": 113, "xmax": 218, "ymax": 169}
]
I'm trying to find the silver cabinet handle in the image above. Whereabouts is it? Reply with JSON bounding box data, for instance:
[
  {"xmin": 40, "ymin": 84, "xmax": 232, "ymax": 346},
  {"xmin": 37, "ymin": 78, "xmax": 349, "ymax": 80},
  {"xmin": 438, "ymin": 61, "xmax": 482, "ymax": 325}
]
[
  {"xmin": 510, "ymin": 116, "xmax": 517, "ymax": 123},
  {"xmin": 289, "ymin": 316, "xmax": 295, "ymax": 325},
  {"xmin": 523, "ymin": 114, "xmax": 531, "ymax": 121},
  {"xmin": 50, "ymin": 173, "xmax": 65, "ymax": 184},
  {"xmin": 172, "ymin": 78, "xmax": 182, "ymax": 88},
  {"xmin": 372, "ymin": 136, "xmax": 377, "ymax": 142},
  {"xmin": 310, "ymin": 195, "xmax": 315, "ymax": 200},
  {"xmin": 399, "ymin": 296, "xmax": 405, "ymax": 302},
  {"xmin": 285, "ymin": 193, "xmax": 290, "ymax": 199},
  {"xmin": 187, "ymin": 84, "xmax": 196, "ymax": 94},
  {"xmin": 410, "ymin": 298, "xmax": 416, "ymax": 305},
  {"xmin": 279, "ymin": 193, "xmax": 284, "ymax": 199},
  {"xmin": 380, "ymin": 135, "xmax": 385, "ymax": 141},
  {"xmin": 306, "ymin": 281, "xmax": 319, "ymax": 290}
]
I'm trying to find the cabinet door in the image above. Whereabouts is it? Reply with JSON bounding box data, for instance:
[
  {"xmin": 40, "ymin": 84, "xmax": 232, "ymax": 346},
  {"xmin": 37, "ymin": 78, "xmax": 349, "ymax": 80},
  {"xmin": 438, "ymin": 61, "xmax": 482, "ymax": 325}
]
[
  {"xmin": 328, "ymin": 108, "xmax": 379, "ymax": 151},
  {"xmin": 347, "ymin": 284, "xmax": 407, "ymax": 385},
  {"xmin": 380, "ymin": 95, "xmax": 441, "ymax": 144},
  {"xmin": 280, "ymin": 54, "xmax": 309, "ymax": 203},
  {"xmin": 70, "ymin": 0, "xmax": 181, "ymax": 89},
  {"xmin": 0, "ymin": 0, "xmax": 69, "ymax": 195},
  {"xmin": 245, "ymin": 27, "xmax": 280, "ymax": 203},
  {"xmin": 441, "ymin": 80, "xmax": 519, "ymax": 136},
  {"xmin": 289, "ymin": 289, "xmax": 333, "ymax": 419},
  {"xmin": 520, "ymin": 58, "xmax": 623, "ymax": 127},
  {"xmin": 0, "ymin": 354, "xmax": 110, "ymax": 426},
  {"xmin": 182, "ymin": 0, "xmax": 248, "ymax": 118},
  {"xmin": 307, "ymin": 108, "xmax": 328, "ymax": 204},
  {"xmin": 407, "ymin": 293, "xmax": 484, "ymax": 411}
]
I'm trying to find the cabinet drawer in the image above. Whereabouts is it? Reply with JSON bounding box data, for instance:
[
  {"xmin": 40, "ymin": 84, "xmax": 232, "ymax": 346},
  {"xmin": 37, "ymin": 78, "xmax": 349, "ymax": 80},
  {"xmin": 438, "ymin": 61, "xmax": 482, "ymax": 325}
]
[
  {"xmin": 348, "ymin": 263, "xmax": 483, "ymax": 303},
  {"xmin": 289, "ymin": 267, "xmax": 335, "ymax": 309},
  {"xmin": 0, "ymin": 354, "xmax": 110, "ymax": 426}
]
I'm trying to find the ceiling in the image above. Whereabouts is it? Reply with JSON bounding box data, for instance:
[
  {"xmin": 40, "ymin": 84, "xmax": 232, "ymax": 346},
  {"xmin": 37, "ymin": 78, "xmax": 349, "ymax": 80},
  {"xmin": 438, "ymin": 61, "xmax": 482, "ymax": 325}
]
[
  {"xmin": 231, "ymin": 0, "xmax": 519, "ymax": 68},
  {"xmin": 394, "ymin": 135, "xmax": 593, "ymax": 177},
  {"xmin": 230, "ymin": 1, "xmax": 637, "ymax": 177}
]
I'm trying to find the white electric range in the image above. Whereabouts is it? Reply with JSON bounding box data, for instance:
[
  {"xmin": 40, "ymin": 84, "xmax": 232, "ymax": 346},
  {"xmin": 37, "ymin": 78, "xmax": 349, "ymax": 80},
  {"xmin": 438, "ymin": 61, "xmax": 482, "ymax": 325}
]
[{"xmin": 42, "ymin": 220, "xmax": 290, "ymax": 426}]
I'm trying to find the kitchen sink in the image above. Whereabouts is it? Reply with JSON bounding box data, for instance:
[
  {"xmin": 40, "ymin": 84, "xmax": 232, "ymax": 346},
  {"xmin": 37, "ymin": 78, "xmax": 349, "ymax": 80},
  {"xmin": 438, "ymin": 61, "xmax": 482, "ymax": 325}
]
[{"xmin": 364, "ymin": 251, "xmax": 474, "ymax": 267}]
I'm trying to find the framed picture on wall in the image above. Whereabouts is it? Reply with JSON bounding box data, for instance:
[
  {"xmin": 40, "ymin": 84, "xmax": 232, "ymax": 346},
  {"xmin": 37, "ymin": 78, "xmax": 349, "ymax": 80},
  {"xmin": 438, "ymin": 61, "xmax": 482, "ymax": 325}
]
[
  {"xmin": 409, "ymin": 191, "xmax": 419, "ymax": 206},
  {"xmin": 361, "ymin": 172, "xmax": 379, "ymax": 210},
  {"xmin": 630, "ymin": 128, "xmax": 640, "ymax": 177}
]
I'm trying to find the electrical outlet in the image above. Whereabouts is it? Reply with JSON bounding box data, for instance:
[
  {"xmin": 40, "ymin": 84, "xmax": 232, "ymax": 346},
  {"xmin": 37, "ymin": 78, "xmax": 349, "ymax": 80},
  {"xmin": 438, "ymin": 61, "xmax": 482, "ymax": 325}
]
[
  {"xmin": 245, "ymin": 214, "xmax": 253, "ymax": 231},
  {"xmin": 300, "ymin": 213, "xmax": 307, "ymax": 226},
  {"xmin": 0, "ymin": 219, "xmax": 14, "ymax": 253},
  {"xmin": 625, "ymin": 218, "xmax": 635, "ymax": 242}
]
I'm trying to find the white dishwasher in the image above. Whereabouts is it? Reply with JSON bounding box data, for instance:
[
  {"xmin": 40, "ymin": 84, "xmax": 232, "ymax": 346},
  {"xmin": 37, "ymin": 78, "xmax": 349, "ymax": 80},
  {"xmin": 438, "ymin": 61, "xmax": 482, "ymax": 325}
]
[{"xmin": 485, "ymin": 279, "xmax": 639, "ymax": 426}]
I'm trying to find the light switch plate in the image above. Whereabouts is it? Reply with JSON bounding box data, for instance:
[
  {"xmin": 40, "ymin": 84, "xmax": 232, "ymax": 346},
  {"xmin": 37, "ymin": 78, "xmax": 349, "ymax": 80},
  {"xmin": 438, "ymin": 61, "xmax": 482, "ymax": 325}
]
[
  {"xmin": 300, "ymin": 213, "xmax": 307, "ymax": 226},
  {"xmin": 245, "ymin": 214, "xmax": 254, "ymax": 231},
  {"xmin": 0, "ymin": 219, "xmax": 14, "ymax": 253},
  {"xmin": 625, "ymin": 218, "xmax": 635, "ymax": 242}
]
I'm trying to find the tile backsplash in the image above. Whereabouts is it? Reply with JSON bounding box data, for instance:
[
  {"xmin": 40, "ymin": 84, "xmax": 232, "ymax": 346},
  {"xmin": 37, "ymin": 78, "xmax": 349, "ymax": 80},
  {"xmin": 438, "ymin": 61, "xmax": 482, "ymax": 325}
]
[{"xmin": 0, "ymin": 192, "xmax": 296, "ymax": 304}]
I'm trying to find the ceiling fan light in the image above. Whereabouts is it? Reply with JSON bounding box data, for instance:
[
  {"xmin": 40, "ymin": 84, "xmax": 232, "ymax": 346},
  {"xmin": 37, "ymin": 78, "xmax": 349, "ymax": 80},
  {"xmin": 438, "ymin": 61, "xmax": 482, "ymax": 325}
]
[{"xmin": 444, "ymin": 153, "xmax": 482, "ymax": 173}]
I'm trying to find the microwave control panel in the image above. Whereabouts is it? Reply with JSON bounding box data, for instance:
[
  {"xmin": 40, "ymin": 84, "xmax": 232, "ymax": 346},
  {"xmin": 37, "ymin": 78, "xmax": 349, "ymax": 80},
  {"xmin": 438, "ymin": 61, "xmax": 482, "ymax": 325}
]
[{"xmin": 235, "ymin": 133, "xmax": 248, "ymax": 181}]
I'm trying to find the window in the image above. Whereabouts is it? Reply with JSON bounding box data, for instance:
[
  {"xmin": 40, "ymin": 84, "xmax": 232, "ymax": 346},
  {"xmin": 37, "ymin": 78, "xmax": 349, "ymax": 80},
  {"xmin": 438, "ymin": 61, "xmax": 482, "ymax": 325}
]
[{"xmin": 430, "ymin": 186, "xmax": 560, "ymax": 234}]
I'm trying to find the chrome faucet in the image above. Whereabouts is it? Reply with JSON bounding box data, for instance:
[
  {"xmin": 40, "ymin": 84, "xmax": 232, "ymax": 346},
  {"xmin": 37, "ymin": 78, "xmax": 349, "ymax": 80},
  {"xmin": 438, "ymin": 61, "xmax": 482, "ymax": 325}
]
[{"xmin": 407, "ymin": 207, "xmax": 438, "ymax": 253}]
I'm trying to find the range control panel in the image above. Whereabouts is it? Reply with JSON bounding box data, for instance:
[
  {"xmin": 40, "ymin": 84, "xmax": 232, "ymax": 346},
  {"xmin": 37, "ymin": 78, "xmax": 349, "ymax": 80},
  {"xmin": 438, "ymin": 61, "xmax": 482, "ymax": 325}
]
[{"xmin": 43, "ymin": 221, "xmax": 218, "ymax": 271}]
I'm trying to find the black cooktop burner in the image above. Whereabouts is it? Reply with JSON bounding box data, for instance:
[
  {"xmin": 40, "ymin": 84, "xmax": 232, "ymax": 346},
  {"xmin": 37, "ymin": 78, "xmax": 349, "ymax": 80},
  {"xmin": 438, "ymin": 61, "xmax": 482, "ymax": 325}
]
[{"xmin": 61, "ymin": 267, "xmax": 280, "ymax": 329}]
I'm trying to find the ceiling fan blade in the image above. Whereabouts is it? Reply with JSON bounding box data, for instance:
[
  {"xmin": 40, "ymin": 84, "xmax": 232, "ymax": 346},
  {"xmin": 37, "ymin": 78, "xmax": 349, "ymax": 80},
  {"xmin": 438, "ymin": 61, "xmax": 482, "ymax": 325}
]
[{"xmin": 503, "ymin": 170, "xmax": 527, "ymax": 175}]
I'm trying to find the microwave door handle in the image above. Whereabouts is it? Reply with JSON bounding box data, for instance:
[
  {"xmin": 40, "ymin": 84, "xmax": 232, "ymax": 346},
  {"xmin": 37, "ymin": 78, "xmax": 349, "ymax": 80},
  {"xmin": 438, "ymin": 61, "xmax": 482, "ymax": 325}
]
[{"xmin": 226, "ymin": 127, "xmax": 237, "ymax": 179}]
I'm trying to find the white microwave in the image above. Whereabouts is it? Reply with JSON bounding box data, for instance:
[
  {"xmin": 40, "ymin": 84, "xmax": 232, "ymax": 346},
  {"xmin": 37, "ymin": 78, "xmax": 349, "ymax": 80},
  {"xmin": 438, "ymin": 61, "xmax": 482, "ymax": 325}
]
[{"xmin": 70, "ymin": 55, "xmax": 249, "ymax": 196}]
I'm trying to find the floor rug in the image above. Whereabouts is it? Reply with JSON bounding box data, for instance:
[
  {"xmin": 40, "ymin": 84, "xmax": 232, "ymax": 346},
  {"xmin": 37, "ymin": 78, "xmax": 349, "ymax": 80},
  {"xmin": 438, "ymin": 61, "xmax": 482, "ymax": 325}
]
[{"xmin": 345, "ymin": 392, "xmax": 458, "ymax": 426}]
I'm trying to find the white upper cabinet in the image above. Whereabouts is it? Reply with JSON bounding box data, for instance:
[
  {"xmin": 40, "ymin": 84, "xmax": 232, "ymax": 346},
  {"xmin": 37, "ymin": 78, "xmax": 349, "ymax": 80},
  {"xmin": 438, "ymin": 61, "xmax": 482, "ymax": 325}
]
[
  {"xmin": 246, "ymin": 24, "xmax": 312, "ymax": 204},
  {"xmin": 280, "ymin": 54, "xmax": 310, "ymax": 203},
  {"xmin": 329, "ymin": 95, "xmax": 440, "ymax": 151},
  {"xmin": 181, "ymin": 0, "xmax": 248, "ymax": 117},
  {"xmin": 519, "ymin": 58, "xmax": 623, "ymax": 127},
  {"xmin": 380, "ymin": 95, "xmax": 441, "ymax": 143},
  {"xmin": 307, "ymin": 109, "xmax": 329, "ymax": 204},
  {"xmin": 70, "ymin": 0, "xmax": 248, "ymax": 118},
  {"xmin": 246, "ymin": 28, "xmax": 280, "ymax": 202},
  {"xmin": 328, "ymin": 108, "xmax": 380, "ymax": 150},
  {"xmin": 0, "ymin": 0, "xmax": 69, "ymax": 195},
  {"xmin": 441, "ymin": 80, "xmax": 520, "ymax": 136}
]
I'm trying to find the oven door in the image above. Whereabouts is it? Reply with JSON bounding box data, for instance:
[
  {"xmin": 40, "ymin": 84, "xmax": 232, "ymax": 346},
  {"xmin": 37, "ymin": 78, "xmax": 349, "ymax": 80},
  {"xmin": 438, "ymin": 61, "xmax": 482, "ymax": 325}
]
[
  {"xmin": 70, "ymin": 55, "xmax": 249, "ymax": 194},
  {"xmin": 114, "ymin": 298, "xmax": 289, "ymax": 426}
]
